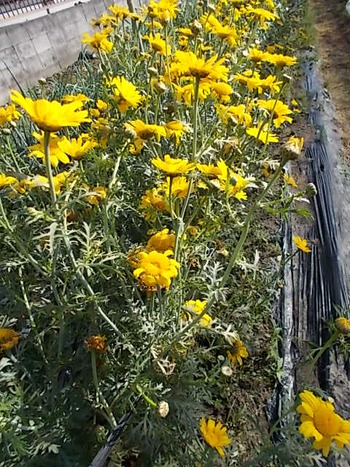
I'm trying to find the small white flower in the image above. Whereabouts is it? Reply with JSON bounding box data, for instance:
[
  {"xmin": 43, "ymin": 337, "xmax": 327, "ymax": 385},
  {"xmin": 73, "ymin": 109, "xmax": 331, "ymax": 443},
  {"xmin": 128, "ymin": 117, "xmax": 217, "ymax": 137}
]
[{"xmin": 221, "ymin": 366, "xmax": 233, "ymax": 377}]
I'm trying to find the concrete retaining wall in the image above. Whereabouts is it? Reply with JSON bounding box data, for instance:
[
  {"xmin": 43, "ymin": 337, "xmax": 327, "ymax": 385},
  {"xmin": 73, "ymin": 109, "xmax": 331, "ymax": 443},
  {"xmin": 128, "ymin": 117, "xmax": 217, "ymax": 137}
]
[{"xmin": 0, "ymin": 0, "xmax": 120, "ymax": 104}]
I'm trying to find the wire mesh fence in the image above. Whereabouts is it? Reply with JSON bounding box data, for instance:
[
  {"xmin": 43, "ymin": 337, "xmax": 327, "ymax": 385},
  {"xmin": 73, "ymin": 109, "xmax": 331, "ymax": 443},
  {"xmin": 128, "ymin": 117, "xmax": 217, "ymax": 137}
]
[{"xmin": 0, "ymin": 0, "xmax": 69, "ymax": 21}]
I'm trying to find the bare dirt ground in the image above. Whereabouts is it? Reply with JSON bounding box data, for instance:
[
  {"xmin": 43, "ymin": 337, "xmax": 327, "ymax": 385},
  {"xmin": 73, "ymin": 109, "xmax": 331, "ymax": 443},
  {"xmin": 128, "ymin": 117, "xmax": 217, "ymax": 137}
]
[{"xmin": 309, "ymin": 0, "xmax": 350, "ymax": 162}]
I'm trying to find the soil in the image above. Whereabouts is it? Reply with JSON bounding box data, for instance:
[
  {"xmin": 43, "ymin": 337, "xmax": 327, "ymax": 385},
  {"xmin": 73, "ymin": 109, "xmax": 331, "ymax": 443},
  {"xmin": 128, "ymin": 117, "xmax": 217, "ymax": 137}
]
[{"xmin": 309, "ymin": 0, "xmax": 350, "ymax": 161}]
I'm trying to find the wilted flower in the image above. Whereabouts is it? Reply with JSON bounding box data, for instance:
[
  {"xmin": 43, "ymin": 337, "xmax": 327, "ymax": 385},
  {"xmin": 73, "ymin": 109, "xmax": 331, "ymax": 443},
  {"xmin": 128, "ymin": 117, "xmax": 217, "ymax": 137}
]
[
  {"xmin": 221, "ymin": 366, "xmax": 233, "ymax": 377},
  {"xmin": 335, "ymin": 317, "xmax": 350, "ymax": 335},
  {"xmin": 85, "ymin": 334, "xmax": 107, "ymax": 353},
  {"xmin": 281, "ymin": 135, "xmax": 304, "ymax": 161},
  {"xmin": 158, "ymin": 401, "xmax": 170, "ymax": 418},
  {"xmin": 0, "ymin": 328, "xmax": 19, "ymax": 351}
]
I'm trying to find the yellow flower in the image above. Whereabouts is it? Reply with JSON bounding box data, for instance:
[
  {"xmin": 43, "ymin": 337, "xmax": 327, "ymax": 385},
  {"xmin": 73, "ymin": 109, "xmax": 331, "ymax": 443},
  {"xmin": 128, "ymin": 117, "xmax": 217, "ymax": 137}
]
[
  {"xmin": 293, "ymin": 236, "xmax": 311, "ymax": 253},
  {"xmin": 170, "ymin": 51, "xmax": 228, "ymax": 81},
  {"xmin": 182, "ymin": 299, "xmax": 212, "ymax": 327},
  {"xmin": 143, "ymin": 32, "xmax": 169, "ymax": 55},
  {"xmin": 178, "ymin": 35, "xmax": 189, "ymax": 48},
  {"xmin": 200, "ymin": 418, "xmax": 231, "ymax": 457},
  {"xmin": 227, "ymin": 338, "xmax": 248, "ymax": 365},
  {"xmin": 0, "ymin": 104, "xmax": 20, "ymax": 126},
  {"xmin": 248, "ymin": 47, "xmax": 269, "ymax": 63},
  {"xmin": 246, "ymin": 6, "xmax": 279, "ymax": 27},
  {"xmin": 0, "ymin": 328, "xmax": 19, "ymax": 351},
  {"xmin": 61, "ymin": 93, "xmax": 90, "ymax": 105},
  {"xmin": 58, "ymin": 135, "xmax": 97, "ymax": 160},
  {"xmin": 91, "ymin": 13, "xmax": 118, "ymax": 28},
  {"xmin": 140, "ymin": 188, "xmax": 168, "ymax": 220},
  {"xmin": 29, "ymin": 132, "xmax": 70, "ymax": 167},
  {"xmin": 146, "ymin": 0, "xmax": 179, "ymax": 24},
  {"xmin": 82, "ymin": 31, "xmax": 113, "ymax": 53},
  {"xmin": 283, "ymin": 173, "xmax": 298, "ymax": 189},
  {"xmin": 216, "ymin": 103, "xmax": 252, "ymax": 127},
  {"xmin": 125, "ymin": 120, "xmax": 166, "ymax": 154},
  {"xmin": 0, "ymin": 173, "xmax": 17, "ymax": 188},
  {"xmin": 152, "ymin": 154, "xmax": 195, "ymax": 176},
  {"xmin": 177, "ymin": 27, "xmax": 193, "ymax": 37},
  {"xmin": 201, "ymin": 13, "xmax": 237, "ymax": 47},
  {"xmin": 87, "ymin": 186, "xmax": 107, "ymax": 206},
  {"xmin": 109, "ymin": 76, "xmax": 142, "ymax": 112},
  {"xmin": 53, "ymin": 171, "xmax": 70, "ymax": 194},
  {"xmin": 335, "ymin": 317, "xmax": 350, "ymax": 335},
  {"xmin": 146, "ymin": 228, "xmax": 175, "ymax": 252},
  {"xmin": 257, "ymin": 99, "xmax": 293, "ymax": 128},
  {"xmin": 197, "ymin": 162, "xmax": 223, "ymax": 178},
  {"xmin": 259, "ymin": 75, "xmax": 283, "ymax": 94},
  {"xmin": 246, "ymin": 125, "xmax": 279, "ymax": 144},
  {"xmin": 210, "ymin": 82, "xmax": 233, "ymax": 103},
  {"xmin": 281, "ymin": 135, "xmax": 304, "ymax": 160},
  {"xmin": 165, "ymin": 120, "xmax": 188, "ymax": 144},
  {"xmin": 11, "ymin": 90, "xmax": 90, "ymax": 132},
  {"xmin": 133, "ymin": 250, "xmax": 180, "ymax": 289},
  {"xmin": 161, "ymin": 176, "xmax": 190, "ymax": 198},
  {"xmin": 173, "ymin": 81, "xmax": 211, "ymax": 106},
  {"xmin": 96, "ymin": 99, "xmax": 108, "ymax": 112},
  {"xmin": 109, "ymin": 4, "xmax": 131, "ymax": 20},
  {"xmin": 85, "ymin": 334, "xmax": 107, "ymax": 353},
  {"xmin": 297, "ymin": 390, "xmax": 350, "ymax": 457},
  {"xmin": 264, "ymin": 52, "xmax": 297, "ymax": 67}
]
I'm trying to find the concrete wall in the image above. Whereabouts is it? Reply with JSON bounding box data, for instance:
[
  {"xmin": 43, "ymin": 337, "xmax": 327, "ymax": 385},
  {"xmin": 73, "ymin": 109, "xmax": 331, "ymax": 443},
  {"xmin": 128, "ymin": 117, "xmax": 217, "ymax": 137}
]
[{"xmin": 0, "ymin": 0, "xmax": 120, "ymax": 104}]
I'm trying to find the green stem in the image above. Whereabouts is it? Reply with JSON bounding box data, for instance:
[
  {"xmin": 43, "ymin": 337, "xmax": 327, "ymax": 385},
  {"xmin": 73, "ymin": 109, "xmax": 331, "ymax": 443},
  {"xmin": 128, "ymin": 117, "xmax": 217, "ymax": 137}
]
[
  {"xmin": 91, "ymin": 351, "xmax": 117, "ymax": 428},
  {"xmin": 192, "ymin": 77, "xmax": 200, "ymax": 162},
  {"xmin": 43, "ymin": 131, "xmax": 57, "ymax": 209},
  {"xmin": 166, "ymin": 165, "xmax": 285, "ymax": 348}
]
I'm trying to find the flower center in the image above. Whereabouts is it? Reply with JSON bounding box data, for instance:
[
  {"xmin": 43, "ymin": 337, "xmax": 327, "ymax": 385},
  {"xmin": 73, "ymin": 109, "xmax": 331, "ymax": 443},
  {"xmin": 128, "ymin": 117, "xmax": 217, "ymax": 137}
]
[{"xmin": 314, "ymin": 406, "xmax": 341, "ymax": 437}]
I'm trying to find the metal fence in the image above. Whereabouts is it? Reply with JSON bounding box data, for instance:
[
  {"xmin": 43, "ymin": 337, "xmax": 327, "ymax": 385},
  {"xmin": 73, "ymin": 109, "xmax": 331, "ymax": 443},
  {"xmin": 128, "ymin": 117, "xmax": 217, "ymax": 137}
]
[{"xmin": 0, "ymin": 0, "xmax": 69, "ymax": 20}]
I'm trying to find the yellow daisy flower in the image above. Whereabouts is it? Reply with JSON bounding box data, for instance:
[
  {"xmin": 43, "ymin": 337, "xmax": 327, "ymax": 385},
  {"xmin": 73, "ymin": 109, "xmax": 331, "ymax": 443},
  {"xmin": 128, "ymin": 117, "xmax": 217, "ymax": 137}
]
[
  {"xmin": 161, "ymin": 176, "xmax": 190, "ymax": 198},
  {"xmin": 109, "ymin": 76, "xmax": 143, "ymax": 112},
  {"xmin": 29, "ymin": 132, "xmax": 70, "ymax": 167},
  {"xmin": 227, "ymin": 338, "xmax": 248, "ymax": 365},
  {"xmin": 257, "ymin": 99, "xmax": 293, "ymax": 128},
  {"xmin": 11, "ymin": 90, "xmax": 90, "ymax": 132},
  {"xmin": 133, "ymin": 250, "xmax": 180, "ymax": 289},
  {"xmin": 182, "ymin": 299, "xmax": 212, "ymax": 327},
  {"xmin": 297, "ymin": 390, "xmax": 350, "ymax": 457},
  {"xmin": 58, "ymin": 135, "xmax": 97, "ymax": 160},
  {"xmin": 82, "ymin": 31, "xmax": 113, "ymax": 53},
  {"xmin": 246, "ymin": 125, "xmax": 279, "ymax": 144},
  {"xmin": 200, "ymin": 418, "xmax": 231, "ymax": 456},
  {"xmin": 0, "ymin": 173, "xmax": 17, "ymax": 189},
  {"xmin": 0, "ymin": 104, "xmax": 20, "ymax": 126},
  {"xmin": 293, "ymin": 236, "xmax": 311, "ymax": 253},
  {"xmin": 143, "ymin": 32, "xmax": 169, "ymax": 55},
  {"xmin": 152, "ymin": 154, "xmax": 195, "ymax": 176},
  {"xmin": 146, "ymin": 228, "xmax": 175, "ymax": 252},
  {"xmin": 170, "ymin": 51, "xmax": 228, "ymax": 81}
]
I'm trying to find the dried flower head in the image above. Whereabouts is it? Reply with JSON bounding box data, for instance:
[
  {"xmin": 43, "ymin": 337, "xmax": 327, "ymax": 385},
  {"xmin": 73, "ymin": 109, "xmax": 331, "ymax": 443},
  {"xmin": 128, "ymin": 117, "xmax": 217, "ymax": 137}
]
[{"xmin": 85, "ymin": 334, "xmax": 107, "ymax": 353}]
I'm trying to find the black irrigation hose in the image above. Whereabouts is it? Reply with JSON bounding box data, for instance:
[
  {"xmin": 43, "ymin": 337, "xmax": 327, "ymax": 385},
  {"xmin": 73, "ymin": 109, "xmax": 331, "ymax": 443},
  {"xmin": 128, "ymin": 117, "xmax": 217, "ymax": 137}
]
[
  {"xmin": 303, "ymin": 60, "xmax": 348, "ymax": 388},
  {"xmin": 89, "ymin": 397, "xmax": 141, "ymax": 467}
]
